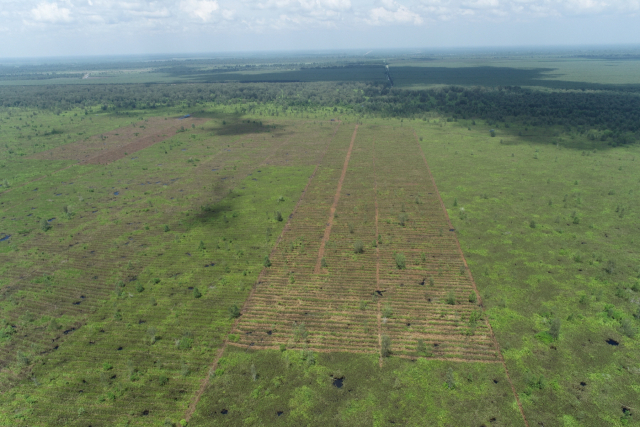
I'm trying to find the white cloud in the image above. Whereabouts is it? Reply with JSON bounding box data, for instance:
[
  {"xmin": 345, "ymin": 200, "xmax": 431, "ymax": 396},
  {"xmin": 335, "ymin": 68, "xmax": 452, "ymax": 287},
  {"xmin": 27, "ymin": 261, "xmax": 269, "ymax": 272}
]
[
  {"xmin": 31, "ymin": 2, "xmax": 72, "ymax": 23},
  {"xmin": 180, "ymin": 0, "xmax": 221, "ymax": 21},
  {"xmin": 368, "ymin": 1, "xmax": 423, "ymax": 25}
]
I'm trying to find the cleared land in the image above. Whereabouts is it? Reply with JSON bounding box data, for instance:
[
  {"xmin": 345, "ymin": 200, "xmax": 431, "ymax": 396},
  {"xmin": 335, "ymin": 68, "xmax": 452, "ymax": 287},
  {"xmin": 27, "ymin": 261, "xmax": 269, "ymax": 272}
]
[{"xmin": 233, "ymin": 123, "xmax": 499, "ymax": 362}]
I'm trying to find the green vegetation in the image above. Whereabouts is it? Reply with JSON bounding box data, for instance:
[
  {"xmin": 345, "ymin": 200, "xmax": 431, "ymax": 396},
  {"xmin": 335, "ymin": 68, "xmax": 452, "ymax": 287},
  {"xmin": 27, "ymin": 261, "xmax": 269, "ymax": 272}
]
[{"xmin": 1, "ymin": 51, "xmax": 640, "ymax": 427}]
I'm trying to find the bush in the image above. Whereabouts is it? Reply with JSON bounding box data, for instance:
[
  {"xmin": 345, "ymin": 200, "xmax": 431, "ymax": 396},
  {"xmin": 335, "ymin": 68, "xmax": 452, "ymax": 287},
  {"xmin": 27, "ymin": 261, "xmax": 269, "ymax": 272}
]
[
  {"xmin": 40, "ymin": 219, "xmax": 51, "ymax": 232},
  {"xmin": 621, "ymin": 318, "xmax": 636, "ymax": 338},
  {"xmin": 398, "ymin": 213, "xmax": 407, "ymax": 227},
  {"xmin": 293, "ymin": 322, "xmax": 308, "ymax": 341},
  {"xmin": 548, "ymin": 318, "xmax": 561, "ymax": 340},
  {"xmin": 164, "ymin": 225, "xmax": 170, "ymax": 232},
  {"xmin": 529, "ymin": 220, "xmax": 536, "ymax": 229},
  {"xmin": 446, "ymin": 367, "xmax": 456, "ymax": 389},
  {"xmin": 354, "ymin": 240, "xmax": 364, "ymax": 254},
  {"xmin": 274, "ymin": 211, "xmax": 283, "ymax": 221},
  {"xmin": 228, "ymin": 304, "xmax": 241, "ymax": 319},
  {"xmin": 382, "ymin": 304, "xmax": 393, "ymax": 318},
  {"xmin": 321, "ymin": 257, "xmax": 327, "ymax": 268},
  {"xmin": 446, "ymin": 292, "xmax": 456, "ymax": 305},
  {"xmin": 395, "ymin": 253, "xmax": 406, "ymax": 270},
  {"xmin": 381, "ymin": 334, "xmax": 391, "ymax": 357},
  {"xmin": 263, "ymin": 256, "xmax": 272, "ymax": 267},
  {"xmin": 193, "ymin": 287, "xmax": 202, "ymax": 298},
  {"xmin": 469, "ymin": 292, "xmax": 477, "ymax": 303},
  {"xmin": 158, "ymin": 375, "xmax": 169, "ymax": 386},
  {"xmin": 135, "ymin": 283, "xmax": 144, "ymax": 293}
]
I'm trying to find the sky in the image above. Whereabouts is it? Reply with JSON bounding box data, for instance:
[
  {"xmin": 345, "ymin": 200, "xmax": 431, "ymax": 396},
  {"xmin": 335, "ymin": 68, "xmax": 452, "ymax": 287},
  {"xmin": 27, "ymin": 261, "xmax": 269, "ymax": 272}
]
[{"xmin": 1, "ymin": 0, "xmax": 640, "ymax": 57}]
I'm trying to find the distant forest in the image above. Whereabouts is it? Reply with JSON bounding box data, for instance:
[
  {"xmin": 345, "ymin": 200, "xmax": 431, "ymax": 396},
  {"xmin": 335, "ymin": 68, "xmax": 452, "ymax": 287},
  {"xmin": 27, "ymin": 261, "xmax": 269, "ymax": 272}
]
[{"xmin": 1, "ymin": 81, "xmax": 639, "ymax": 146}]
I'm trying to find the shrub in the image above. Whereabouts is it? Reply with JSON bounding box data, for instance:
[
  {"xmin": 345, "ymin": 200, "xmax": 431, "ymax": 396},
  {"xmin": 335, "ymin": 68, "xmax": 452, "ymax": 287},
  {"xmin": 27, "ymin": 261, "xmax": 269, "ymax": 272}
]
[
  {"xmin": 228, "ymin": 304, "xmax": 241, "ymax": 319},
  {"xmin": 251, "ymin": 364, "xmax": 257, "ymax": 381},
  {"xmin": 469, "ymin": 292, "xmax": 477, "ymax": 303},
  {"xmin": 416, "ymin": 339, "xmax": 427, "ymax": 355},
  {"xmin": 40, "ymin": 219, "xmax": 51, "ymax": 232},
  {"xmin": 453, "ymin": 198, "xmax": 458, "ymax": 207},
  {"xmin": 446, "ymin": 292, "xmax": 456, "ymax": 305},
  {"xmin": 158, "ymin": 375, "xmax": 169, "ymax": 386},
  {"xmin": 621, "ymin": 318, "xmax": 636, "ymax": 338},
  {"xmin": 354, "ymin": 240, "xmax": 364, "ymax": 254},
  {"xmin": 604, "ymin": 260, "xmax": 616, "ymax": 274},
  {"xmin": 529, "ymin": 220, "xmax": 537, "ymax": 229},
  {"xmin": 548, "ymin": 318, "xmax": 561, "ymax": 340},
  {"xmin": 274, "ymin": 211, "xmax": 283, "ymax": 221},
  {"xmin": 321, "ymin": 257, "xmax": 327, "ymax": 268},
  {"xmin": 135, "ymin": 283, "xmax": 144, "ymax": 293},
  {"xmin": 380, "ymin": 335, "xmax": 391, "ymax": 357},
  {"xmin": 263, "ymin": 256, "xmax": 272, "ymax": 267},
  {"xmin": 398, "ymin": 213, "xmax": 407, "ymax": 227},
  {"xmin": 193, "ymin": 287, "xmax": 202, "ymax": 298},
  {"xmin": 446, "ymin": 367, "xmax": 456, "ymax": 389},
  {"xmin": 293, "ymin": 322, "xmax": 308, "ymax": 341},
  {"xmin": 146, "ymin": 327, "xmax": 157, "ymax": 345},
  {"xmin": 395, "ymin": 253, "xmax": 406, "ymax": 269},
  {"xmin": 382, "ymin": 304, "xmax": 393, "ymax": 318},
  {"xmin": 164, "ymin": 225, "xmax": 170, "ymax": 232}
]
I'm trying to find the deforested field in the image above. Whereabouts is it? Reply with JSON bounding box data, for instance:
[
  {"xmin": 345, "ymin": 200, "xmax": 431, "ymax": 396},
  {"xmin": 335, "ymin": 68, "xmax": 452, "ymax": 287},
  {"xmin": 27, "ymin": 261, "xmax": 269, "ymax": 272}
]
[
  {"xmin": 2, "ymin": 98, "xmax": 639, "ymax": 427},
  {"xmin": 233, "ymin": 123, "xmax": 498, "ymax": 362}
]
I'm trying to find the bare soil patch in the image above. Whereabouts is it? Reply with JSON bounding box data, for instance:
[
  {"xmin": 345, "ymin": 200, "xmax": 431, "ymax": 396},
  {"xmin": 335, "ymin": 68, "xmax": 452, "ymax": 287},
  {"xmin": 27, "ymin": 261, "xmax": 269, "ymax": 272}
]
[{"xmin": 29, "ymin": 116, "xmax": 207, "ymax": 165}]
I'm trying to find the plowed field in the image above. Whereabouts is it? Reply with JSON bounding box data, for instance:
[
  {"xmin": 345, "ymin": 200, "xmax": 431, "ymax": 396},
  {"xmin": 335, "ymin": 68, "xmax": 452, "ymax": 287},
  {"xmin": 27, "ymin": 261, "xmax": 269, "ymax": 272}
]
[{"xmin": 233, "ymin": 124, "xmax": 499, "ymax": 362}]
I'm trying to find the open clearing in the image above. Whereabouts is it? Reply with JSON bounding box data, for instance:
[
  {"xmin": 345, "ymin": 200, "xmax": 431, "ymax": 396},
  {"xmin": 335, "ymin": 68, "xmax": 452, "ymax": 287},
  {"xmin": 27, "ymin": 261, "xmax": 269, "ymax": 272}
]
[{"xmin": 233, "ymin": 124, "xmax": 499, "ymax": 362}]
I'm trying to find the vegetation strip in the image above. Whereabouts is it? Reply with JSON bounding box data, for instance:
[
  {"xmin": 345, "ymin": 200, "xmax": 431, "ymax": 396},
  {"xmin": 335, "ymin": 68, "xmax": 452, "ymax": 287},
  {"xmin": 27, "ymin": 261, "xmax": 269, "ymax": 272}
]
[
  {"xmin": 184, "ymin": 123, "xmax": 341, "ymax": 423},
  {"xmin": 415, "ymin": 131, "xmax": 530, "ymax": 427},
  {"xmin": 314, "ymin": 125, "xmax": 358, "ymax": 273}
]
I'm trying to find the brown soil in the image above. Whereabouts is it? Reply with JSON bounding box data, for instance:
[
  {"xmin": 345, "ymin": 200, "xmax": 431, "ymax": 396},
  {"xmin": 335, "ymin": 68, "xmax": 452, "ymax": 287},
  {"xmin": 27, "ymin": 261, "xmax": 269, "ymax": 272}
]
[
  {"xmin": 29, "ymin": 116, "xmax": 207, "ymax": 165},
  {"xmin": 314, "ymin": 125, "xmax": 358, "ymax": 273}
]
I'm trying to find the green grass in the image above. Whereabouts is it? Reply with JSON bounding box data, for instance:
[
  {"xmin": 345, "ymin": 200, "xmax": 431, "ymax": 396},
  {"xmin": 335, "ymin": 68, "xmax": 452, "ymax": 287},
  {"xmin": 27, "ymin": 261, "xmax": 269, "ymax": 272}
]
[
  {"xmin": 2, "ymin": 98, "xmax": 639, "ymax": 427},
  {"xmin": 418, "ymin": 117, "xmax": 640, "ymax": 426}
]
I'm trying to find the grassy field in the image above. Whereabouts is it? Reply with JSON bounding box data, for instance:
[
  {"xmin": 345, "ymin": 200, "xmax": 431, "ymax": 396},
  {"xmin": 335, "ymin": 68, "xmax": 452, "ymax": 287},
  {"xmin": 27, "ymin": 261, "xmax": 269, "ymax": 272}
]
[{"xmin": 1, "ymin": 101, "xmax": 639, "ymax": 427}]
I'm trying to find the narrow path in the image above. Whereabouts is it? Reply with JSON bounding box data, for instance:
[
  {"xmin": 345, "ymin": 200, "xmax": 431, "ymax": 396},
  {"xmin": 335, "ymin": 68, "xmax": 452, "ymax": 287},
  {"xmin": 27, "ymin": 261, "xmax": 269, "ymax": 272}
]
[
  {"xmin": 373, "ymin": 137, "xmax": 383, "ymax": 368},
  {"xmin": 314, "ymin": 125, "xmax": 358, "ymax": 273},
  {"xmin": 414, "ymin": 131, "xmax": 530, "ymax": 427},
  {"xmin": 183, "ymin": 123, "xmax": 341, "ymax": 424}
]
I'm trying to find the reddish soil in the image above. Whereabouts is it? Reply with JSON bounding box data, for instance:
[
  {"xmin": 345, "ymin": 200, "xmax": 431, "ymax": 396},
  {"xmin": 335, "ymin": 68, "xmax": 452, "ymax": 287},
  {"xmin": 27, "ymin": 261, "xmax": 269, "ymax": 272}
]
[
  {"xmin": 314, "ymin": 125, "xmax": 358, "ymax": 273},
  {"xmin": 29, "ymin": 116, "xmax": 207, "ymax": 165}
]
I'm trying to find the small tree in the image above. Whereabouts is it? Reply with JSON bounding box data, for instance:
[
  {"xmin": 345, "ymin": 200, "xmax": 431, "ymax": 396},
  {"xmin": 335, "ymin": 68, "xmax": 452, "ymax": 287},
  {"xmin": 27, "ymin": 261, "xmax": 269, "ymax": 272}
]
[
  {"xmin": 469, "ymin": 292, "xmax": 477, "ymax": 304},
  {"xmin": 193, "ymin": 287, "xmax": 202, "ymax": 299},
  {"xmin": 395, "ymin": 253, "xmax": 406, "ymax": 270},
  {"xmin": 445, "ymin": 367, "xmax": 456, "ymax": 389},
  {"xmin": 274, "ymin": 211, "xmax": 283, "ymax": 222},
  {"xmin": 293, "ymin": 322, "xmax": 308, "ymax": 341},
  {"xmin": 321, "ymin": 257, "xmax": 327, "ymax": 268},
  {"xmin": 263, "ymin": 256, "xmax": 272, "ymax": 267},
  {"xmin": 382, "ymin": 304, "xmax": 393, "ymax": 318},
  {"xmin": 446, "ymin": 291, "xmax": 456, "ymax": 305},
  {"xmin": 40, "ymin": 219, "xmax": 51, "ymax": 232},
  {"xmin": 354, "ymin": 240, "xmax": 364, "ymax": 254},
  {"xmin": 398, "ymin": 213, "xmax": 407, "ymax": 227},
  {"xmin": 381, "ymin": 334, "xmax": 391, "ymax": 358},
  {"xmin": 548, "ymin": 318, "xmax": 561, "ymax": 340},
  {"xmin": 228, "ymin": 304, "xmax": 241, "ymax": 319}
]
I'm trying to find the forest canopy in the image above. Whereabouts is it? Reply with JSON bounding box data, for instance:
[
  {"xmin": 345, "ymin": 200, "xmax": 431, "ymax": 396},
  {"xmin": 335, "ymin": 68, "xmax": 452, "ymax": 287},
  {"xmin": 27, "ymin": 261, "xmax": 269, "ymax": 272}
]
[{"xmin": 1, "ymin": 81, "xmax": 638, "ymax": 146}]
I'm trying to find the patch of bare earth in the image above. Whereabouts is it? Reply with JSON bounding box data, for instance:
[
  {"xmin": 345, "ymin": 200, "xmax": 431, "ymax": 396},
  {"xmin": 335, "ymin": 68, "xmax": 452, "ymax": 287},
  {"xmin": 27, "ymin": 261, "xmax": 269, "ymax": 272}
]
[{"xmin": 29, "ymin": 116, "xmax": 207, "ymax": 165}]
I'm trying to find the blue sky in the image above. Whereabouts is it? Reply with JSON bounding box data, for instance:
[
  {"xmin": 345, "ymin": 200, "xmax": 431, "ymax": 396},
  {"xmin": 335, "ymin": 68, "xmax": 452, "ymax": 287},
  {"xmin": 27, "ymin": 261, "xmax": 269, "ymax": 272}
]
[{"xmin": 1, "ymin": 0, "xmax": 639, "ymax": 57}]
